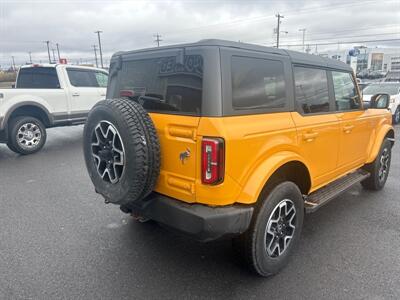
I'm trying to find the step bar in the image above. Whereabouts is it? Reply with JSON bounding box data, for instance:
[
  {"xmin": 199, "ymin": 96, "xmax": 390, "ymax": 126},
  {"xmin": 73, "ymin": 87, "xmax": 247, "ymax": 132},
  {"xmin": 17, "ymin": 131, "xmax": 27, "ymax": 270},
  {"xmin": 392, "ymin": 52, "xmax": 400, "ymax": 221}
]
[{"xmin": 304, "ymin": 169, "xmax": 370, "ymax": 213}]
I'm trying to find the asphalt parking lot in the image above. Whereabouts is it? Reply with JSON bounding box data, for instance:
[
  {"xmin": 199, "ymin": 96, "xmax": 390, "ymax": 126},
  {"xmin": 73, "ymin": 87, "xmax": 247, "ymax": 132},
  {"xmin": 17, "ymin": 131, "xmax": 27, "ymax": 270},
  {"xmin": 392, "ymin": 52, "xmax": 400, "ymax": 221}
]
[{"xmin": 0, "ymin": 125, "xmax": 399, "ymax": 299}]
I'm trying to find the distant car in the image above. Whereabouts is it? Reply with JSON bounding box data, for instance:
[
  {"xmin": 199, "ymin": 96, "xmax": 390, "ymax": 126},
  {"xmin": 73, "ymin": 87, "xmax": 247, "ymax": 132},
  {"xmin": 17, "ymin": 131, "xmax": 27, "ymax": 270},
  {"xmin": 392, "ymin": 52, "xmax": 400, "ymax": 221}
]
[
  {"xmin": 0, "ymin": 64, "xmax": 108, "ymax": 154},
  {"xmin": 363, "ymin": 82, "xmax": 400, "ymax": 124}
]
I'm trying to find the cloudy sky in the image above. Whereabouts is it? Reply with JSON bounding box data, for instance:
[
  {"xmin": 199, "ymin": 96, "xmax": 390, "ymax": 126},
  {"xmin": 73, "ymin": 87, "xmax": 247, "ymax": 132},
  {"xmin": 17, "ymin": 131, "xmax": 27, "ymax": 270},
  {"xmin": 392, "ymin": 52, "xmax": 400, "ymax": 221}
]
[{"xmin": 0, "ymin": 0, "xmax": 399, "ymax": 68}]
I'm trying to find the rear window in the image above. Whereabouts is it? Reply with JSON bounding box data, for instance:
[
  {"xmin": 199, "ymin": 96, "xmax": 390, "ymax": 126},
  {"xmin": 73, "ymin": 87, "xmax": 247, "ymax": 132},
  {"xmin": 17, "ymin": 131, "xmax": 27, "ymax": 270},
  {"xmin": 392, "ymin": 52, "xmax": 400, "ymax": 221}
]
[
  {"xmin": 17, "ymin": 67, "xmax": 60, "ymax": 89},
  {"xmin": 67, "ymin": 68, "xmax": 108, "ymax": 87},
  {"xmin": 231, "ymin": 56, "xmax": 286, "ymax": 109},
  {"xmin": 117, "ymin": 55, "xmax": 203, "ymax": 115}
]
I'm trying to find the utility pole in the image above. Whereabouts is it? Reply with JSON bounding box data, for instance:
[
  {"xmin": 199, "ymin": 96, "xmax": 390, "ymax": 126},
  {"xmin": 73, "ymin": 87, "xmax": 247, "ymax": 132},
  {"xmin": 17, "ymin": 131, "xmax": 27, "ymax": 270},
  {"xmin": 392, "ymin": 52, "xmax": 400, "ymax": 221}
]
[
  {"xmin": 154, "ymin": 33, "xmax": 162, "ymax": 47},
  {"xmin": 299, "ymin": 28, "xmax": 306, "ymax": 52},
  {"xmin": 11, "ymin": 56, "xmax": 16, "ymax": 71},
  {"xmin": 44, "ymin": 40, "xmax": 51, "ymax": 63},
  {"xmin": 28, "ymin": 52, "xmax": 32, "ymax": 64},
  {"xmin": 51, "ymin": 49, "xmax": 56, "ymax": 63},
  {"xmin": 275, "ymin": 13, "xmax": 284, "ymax": 48},
  {"xmin": 56, "ymin": 43, "xmax": 61, "ymax": 61},
  {"xmin": 92, "ymin": 45, "xmax": 99, "ymax": 68},
  {"xmin": 94, "ymin": 30, "xmax": 104, "ymax": 68}
]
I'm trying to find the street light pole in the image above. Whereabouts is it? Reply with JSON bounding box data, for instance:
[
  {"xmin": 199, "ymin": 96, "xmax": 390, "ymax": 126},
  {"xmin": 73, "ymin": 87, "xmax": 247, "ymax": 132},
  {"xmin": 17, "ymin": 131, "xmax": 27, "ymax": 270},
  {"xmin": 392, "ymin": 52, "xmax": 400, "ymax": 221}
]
[
  {"xmin": 275, "ymin": 13, "xmax": 284, "ymax": 48},
  {"xmin": 51, "ymin": 49, "xmax": 56, "ymax": 63},
  {"xmin": 92, "ymin": 45, "xmax": 99, "ymax": 68},
  {"xmin": 44, "ymin": 40, "xmax": 51, "ymax": 63},
  {"xmin": 28, "ymin": 52, "xmax": 32, "ymax": 64},
  {"xmin": 299, "ymin": 28, "xmax": 306, "ymax": 52},
  {"xmin": 56, "ymin": 43, "xmax": 61, "ymax": 61},
  {"xmin": 95, "ymin": 30, "xmax": 104, "ymax": 68},
  {"xmin": 11, "ymin": 56, "xmax": 16, "ymax": 71}
]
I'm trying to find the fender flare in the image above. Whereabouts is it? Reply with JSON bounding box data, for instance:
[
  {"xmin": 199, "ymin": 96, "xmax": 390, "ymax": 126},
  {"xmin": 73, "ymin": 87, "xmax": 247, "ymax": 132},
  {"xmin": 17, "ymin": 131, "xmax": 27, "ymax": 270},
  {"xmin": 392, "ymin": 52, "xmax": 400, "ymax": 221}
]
[
  {"xmin": 0, "ymin": 101, "xmax": 53, "ymax": 130},
  {"xmin": 366, "ymin": 124, "xmax": 395, "ymax": 164},
  {"xmin": 236, "ymin": 151, "xmax": 311, "ymax": 204}
]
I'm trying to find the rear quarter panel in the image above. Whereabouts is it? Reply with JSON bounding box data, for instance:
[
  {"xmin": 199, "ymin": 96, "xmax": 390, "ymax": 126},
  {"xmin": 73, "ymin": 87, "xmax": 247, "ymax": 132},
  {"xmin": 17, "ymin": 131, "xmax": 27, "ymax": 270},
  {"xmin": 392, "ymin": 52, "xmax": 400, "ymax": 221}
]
[{"xmin": 196, "ymin": 112, "xmax": 301, "ymax": 205}]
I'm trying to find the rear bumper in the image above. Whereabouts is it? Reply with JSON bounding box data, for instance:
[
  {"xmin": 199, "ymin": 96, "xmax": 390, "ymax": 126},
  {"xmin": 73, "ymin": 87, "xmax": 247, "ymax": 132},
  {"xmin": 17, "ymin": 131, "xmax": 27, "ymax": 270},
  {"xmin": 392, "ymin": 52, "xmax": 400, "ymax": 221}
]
[{"xmin": 126, "ymin": 193, "xmax": 254, "ymax": 242}]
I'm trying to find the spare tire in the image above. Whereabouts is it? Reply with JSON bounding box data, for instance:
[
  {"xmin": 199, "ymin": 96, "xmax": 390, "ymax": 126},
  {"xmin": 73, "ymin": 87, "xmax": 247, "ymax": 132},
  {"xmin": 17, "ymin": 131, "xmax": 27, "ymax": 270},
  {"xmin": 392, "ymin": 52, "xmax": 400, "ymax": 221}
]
[{"xmin": 83, "ymin": 98, "xmax": 160, "ymax": 205}]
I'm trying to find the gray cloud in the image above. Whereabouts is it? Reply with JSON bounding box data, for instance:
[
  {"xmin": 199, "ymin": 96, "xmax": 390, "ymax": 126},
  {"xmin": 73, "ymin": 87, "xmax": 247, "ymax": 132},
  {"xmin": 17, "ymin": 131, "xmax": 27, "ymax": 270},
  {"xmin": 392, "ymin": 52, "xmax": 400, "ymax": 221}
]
[{"xmin": 1, "ymin": 0, "xmax": 399, "ymax": 68}]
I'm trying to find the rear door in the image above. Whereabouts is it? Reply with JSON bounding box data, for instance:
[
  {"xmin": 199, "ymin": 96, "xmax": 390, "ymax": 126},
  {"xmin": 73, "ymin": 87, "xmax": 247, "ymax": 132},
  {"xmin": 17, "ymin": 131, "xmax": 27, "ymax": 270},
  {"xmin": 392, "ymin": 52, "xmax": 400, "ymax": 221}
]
[
  {"xmin": 66, "ymin": 68, "xmax": 108, "ymax": 118},
  {"xmin": 111, "ymin": 49, "xmax": 206, "ymax": 202},
  {"xmin": 16, "ymin": 67, "xmax": 68, "ymax": 114},
  {"xmin": 331, "ymin": 71, "xmax": 370, "ymax": 169},
  {"xmin": 290, "ymin": 66, "xmax": 341, "ymax": 189}
]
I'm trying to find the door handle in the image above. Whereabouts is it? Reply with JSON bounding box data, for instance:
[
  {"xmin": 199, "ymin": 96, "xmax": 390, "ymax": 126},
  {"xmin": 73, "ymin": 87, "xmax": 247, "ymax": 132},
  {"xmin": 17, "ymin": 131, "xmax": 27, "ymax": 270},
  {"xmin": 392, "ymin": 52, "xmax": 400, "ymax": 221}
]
[
  {"xmin": 72, "ymin": 92, "xmax": 80, "ymax": 97},
  {"xmin": 343, "ymin": 124, "xmax": 354, "ymax": 133},
  {"xmin": 303, "ymin": 131, "xmax": 319, "ymax": 142}
]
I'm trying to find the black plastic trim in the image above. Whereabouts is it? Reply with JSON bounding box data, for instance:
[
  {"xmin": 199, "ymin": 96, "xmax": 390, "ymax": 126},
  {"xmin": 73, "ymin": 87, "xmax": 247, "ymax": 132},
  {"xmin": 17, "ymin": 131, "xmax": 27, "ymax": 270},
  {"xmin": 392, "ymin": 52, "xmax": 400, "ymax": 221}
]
[{"xmin": 128, "ymin": 193, "xmax": 254, "ymax": 242}]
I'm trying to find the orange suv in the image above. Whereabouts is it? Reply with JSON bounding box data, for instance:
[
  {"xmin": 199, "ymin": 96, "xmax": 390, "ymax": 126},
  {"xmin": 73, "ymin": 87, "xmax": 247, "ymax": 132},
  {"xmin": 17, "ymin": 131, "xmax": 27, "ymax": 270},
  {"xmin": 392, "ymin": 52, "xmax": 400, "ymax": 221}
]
[{"xmin": 83, "ymin": 40, "xmax": 395, "ymax": 276}]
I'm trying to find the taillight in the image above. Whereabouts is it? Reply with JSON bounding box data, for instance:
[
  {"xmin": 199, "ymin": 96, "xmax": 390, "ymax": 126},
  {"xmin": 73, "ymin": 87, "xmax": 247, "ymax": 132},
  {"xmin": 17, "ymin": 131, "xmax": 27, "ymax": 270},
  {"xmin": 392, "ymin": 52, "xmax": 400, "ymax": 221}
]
[
  {"xmin": 201, "ymin": 137, "xmax": 225, "ymax": 185},
  {"xmin": 120, "ymin": 90, "xmax": 135, "ymax": 97}
]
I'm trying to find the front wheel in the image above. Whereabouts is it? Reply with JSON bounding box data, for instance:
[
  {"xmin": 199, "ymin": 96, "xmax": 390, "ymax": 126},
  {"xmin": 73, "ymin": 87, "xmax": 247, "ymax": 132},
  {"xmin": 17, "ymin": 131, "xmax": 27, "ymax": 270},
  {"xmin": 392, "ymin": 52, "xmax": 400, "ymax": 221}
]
[
  {"xmin": 7, "ymin": 116, "xmax": 47, "ymax": 155},
  {"xmin": 233, "ymin": 181, "xmax": 304, "ymax": 277},
  {"xmin": 362, "ymin": 138, "xmax": 392, "ymax": 191},
  {"xmin": 393, "ymin": 106, "xmax": 400, "ymax": 124}
]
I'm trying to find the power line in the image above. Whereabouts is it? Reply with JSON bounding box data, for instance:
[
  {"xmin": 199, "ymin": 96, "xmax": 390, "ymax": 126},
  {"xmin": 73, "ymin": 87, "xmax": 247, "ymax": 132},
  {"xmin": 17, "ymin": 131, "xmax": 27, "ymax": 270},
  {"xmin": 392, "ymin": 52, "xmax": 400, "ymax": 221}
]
[{"xmin": 278, "ymin": 38, "xmax": 400, "ymax": 48}]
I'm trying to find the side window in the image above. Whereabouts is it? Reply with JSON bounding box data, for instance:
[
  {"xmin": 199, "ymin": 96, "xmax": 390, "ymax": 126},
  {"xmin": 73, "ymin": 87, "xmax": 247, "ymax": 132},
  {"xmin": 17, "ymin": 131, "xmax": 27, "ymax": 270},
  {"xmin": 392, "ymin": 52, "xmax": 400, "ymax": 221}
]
[
  {"xmin": 67, "ymin": 69, "xmax": 104, "ymax": 87},
  {"xmin": 231, "ymin": 56, "xmax": 286, "ymax": 109},
  {"xmin": 294, "ymin": 67, "xmax": 330, "ymax": 114},
  {"xmin": 95, "ymin": 72, "xmax": 108, "ymax": 87},
  {"xmin": 17, "ymin": 67, "xmax": 60, "ymax": 89},
  {"xmin": 332, "ymin": 71, "xmax": 360, "ymax": 111}
]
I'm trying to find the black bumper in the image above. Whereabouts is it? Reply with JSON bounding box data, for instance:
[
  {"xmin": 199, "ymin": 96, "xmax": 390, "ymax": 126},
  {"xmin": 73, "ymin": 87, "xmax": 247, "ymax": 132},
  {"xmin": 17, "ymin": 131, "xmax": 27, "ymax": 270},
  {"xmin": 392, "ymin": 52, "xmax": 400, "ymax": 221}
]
[{"xmin": 127, "ymin": 193, "xmax": 254, "ymax": 242}]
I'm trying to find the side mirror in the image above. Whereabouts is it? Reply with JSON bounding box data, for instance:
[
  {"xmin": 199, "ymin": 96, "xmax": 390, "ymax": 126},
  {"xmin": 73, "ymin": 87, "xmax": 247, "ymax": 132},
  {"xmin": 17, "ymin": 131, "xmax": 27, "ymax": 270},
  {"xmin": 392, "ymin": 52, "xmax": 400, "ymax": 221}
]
[{"xmin": 370, "ymin": 93, "xmax": 390, "ymax": 109}]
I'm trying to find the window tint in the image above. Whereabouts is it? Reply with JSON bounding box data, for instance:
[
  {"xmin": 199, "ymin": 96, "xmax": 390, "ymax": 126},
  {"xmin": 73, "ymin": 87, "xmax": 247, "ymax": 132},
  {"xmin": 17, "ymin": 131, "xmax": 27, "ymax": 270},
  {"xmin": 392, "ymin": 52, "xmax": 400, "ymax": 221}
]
[
  {"xmin": 294, "ymin": 67, "xmax": 330, "ymax": 114},
  {"xmin": 332, "ymin": 71, "xmax": 360, "ymax": 111},
  {"xmin": 231, "ymin": 56, "xmax": 286, "ymax": 109},
  {"xmin": 117, "ymin": 55, "xmax": 203, "ymax": 115},
  {"xmin": 67, "ymin": 69, "xmax": 108, "ymax": 87},
  {"xmin": 17, "ymin": 67, "xmax": 60, "ymax": 89}
]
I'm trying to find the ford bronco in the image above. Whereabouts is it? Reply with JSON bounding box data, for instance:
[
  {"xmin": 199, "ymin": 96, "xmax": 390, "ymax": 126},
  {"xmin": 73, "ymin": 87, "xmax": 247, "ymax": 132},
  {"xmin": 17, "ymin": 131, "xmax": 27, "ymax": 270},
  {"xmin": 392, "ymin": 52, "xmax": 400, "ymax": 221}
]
[{"xmin": 83, "ymin": 40, "xmax": 394, "ymax": 276}]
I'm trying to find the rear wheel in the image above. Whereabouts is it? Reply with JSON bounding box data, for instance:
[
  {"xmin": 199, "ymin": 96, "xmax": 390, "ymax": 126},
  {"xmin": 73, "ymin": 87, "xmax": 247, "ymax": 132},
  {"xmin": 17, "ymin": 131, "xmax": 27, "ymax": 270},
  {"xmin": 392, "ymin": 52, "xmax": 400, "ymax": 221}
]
[
  {"xmin": 362, "ymin": 138, "xmax": 392, "ymax": 191},
  {"xmin": 233, "ymin": 181, "xmax": 304, "ymax": 277},
  {"xmin": 7, "ymin": 116, "xmax": 47, "ymax": 155}
]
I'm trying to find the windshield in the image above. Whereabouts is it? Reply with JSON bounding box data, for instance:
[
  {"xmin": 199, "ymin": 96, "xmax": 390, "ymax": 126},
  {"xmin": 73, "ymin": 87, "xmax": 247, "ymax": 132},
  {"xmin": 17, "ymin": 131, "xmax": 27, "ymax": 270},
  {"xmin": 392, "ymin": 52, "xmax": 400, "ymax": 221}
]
[
  {"xmin": 363, "ymin": 84, "xmax": 400, "ymax": 95},
  {"xmin": 116, "ymin": 55, "xmax": 203, "ymax": 115}
]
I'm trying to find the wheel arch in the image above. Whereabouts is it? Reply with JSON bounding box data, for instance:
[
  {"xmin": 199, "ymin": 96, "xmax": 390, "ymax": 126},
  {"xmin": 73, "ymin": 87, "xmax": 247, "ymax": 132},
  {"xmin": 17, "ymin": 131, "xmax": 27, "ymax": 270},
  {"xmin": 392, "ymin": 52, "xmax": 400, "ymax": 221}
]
[
  {"xmin": 366, "ymin": 125, "xmax": 395, "ymax": 164},
  {"xmin": 237, "ymin": 152, "xmax": 312, "ymax": 204},
  {"xmin": 3, "ymin": 102, "xmax": 53, "ymax": 129}
]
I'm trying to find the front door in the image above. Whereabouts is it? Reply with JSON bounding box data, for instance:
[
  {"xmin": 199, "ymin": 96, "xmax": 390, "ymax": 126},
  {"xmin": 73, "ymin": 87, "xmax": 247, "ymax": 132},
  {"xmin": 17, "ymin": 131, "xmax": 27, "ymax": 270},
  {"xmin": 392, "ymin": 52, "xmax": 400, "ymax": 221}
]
[
  {"xmin": 291, "ymin": 66, "xmax": 340, "ymax": 189},
  {"xmin": 331, "ymin": 71, "xmax": 371, "ymax": 170}
]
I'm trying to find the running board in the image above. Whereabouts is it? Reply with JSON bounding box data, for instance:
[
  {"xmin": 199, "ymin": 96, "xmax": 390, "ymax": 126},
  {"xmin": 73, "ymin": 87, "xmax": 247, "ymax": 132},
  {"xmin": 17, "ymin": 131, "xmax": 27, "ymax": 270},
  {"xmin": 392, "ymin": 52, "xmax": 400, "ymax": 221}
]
[{"xmin": 304, "ymin": 170, "xmax": 370, "ymax": 213}]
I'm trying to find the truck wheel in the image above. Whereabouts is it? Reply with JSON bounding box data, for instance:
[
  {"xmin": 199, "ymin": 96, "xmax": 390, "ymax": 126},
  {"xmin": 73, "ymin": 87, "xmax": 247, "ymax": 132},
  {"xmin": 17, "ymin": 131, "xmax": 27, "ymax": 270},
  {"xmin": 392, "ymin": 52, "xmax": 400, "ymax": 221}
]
[
  {"xmin": 233, "ymin": 181, "xmax": 304, "ymax": 277},
  {"xmin": 7, "ymin": 116, "xmax": 47, "ymax": 155},
  {"xmin": 83, "ymin": 98, "xmax": 160, "ymax": 206},
  {"xmin": 393, "ymin": 106, "xmax": 400, "ymax": 124},
  {"xmin": 362, "ymin": 138, "xmax": 391, "ymax": 191}
]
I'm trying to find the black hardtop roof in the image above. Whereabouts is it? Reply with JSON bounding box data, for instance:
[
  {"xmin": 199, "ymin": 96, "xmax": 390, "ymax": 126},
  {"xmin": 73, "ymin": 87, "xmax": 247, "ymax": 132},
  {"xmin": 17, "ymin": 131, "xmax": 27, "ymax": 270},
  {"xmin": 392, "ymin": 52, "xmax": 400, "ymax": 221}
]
[{"xmin": 114, "ymin": 39, "xmax": 352, "ymax": 72}]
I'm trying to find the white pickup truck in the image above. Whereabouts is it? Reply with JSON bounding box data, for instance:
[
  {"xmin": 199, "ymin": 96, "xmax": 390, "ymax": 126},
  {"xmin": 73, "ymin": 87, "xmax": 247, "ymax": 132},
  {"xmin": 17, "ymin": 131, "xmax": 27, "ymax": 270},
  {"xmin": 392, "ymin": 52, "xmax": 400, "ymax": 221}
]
[{"xmin": 0, "ymin": 64, "xmax": 108, "ymax": 154}]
